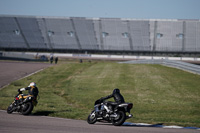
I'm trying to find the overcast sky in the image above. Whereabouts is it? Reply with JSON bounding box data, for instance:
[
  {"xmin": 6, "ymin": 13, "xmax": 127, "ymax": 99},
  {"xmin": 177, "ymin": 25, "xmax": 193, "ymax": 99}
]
[{"xmin": 0, "ymin": 0, "xmax": 200, "ymax": 19}]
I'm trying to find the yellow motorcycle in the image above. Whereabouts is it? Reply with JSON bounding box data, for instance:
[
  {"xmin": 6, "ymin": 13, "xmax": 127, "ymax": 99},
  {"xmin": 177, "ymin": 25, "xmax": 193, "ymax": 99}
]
[{"xmin": 7, "ymin": 90, "xmax": 38, "ymax": 115}]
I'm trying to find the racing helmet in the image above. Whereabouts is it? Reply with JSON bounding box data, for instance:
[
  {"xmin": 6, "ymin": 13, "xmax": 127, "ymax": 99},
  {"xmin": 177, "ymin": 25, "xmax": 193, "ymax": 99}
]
[
  {"xmin": 29, "ymin": 82, "xmax": 36, "ymax": 88},
  {"xmin": 113, "ymin": 88, "xmax": 120, "ymax": 94}
]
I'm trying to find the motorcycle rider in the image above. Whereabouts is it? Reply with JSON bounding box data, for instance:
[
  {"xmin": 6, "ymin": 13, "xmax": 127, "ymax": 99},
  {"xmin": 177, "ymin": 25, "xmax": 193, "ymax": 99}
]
[
  {"xmin": 16, "ymin": 82, "xmax": 39, "ymax": 104},
  {"xmin": 98, "ymin": 88, "xmax": 125, "ymax": 113}
]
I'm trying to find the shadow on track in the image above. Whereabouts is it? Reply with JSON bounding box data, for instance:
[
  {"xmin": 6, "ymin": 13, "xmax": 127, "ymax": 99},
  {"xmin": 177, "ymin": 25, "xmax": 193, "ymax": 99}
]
[
  {"xmin": 94, "ymin": 122, "xmax": 164, "ymax": 127},
  {"xmin": 32, "ymin": 109, "xmax": 72, "ymax": 116}
]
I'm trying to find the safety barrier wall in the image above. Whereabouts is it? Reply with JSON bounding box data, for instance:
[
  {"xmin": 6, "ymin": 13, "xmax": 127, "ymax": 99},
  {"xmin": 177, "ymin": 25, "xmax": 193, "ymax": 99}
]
[
  {"xmin": 1, "ymin": 51, "xmax": 200, "ymax": 61},
  {"xmin": 0, "ymin": 15, "xmax": 200, "ymax": 53},
  {"xmin": 120, "ymin": 59, "xmax": 200, "ymax": 74},
  {"xmin": 163, "ymin": 60, "xmax": 200, "ymax": 74}
]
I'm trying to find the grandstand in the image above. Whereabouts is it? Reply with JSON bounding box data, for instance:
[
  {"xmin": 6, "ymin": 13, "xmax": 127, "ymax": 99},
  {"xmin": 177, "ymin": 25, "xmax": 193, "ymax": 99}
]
[{"xmin": 0, "ymin": 15, "xmax": 200, "ymax": 56}]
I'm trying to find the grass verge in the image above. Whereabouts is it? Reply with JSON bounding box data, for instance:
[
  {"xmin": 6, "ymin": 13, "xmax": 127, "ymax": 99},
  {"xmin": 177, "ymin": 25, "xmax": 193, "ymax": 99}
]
[{"xmin": 0, "ymin": 60, "xmax": 199, "ymax": 127}]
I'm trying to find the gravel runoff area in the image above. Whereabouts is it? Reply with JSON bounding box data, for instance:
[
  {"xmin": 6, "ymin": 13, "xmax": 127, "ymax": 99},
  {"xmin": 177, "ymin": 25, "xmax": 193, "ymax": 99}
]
[{"xmin": 0, "ymin": 61, "xmax": 52, "ymax": 89}]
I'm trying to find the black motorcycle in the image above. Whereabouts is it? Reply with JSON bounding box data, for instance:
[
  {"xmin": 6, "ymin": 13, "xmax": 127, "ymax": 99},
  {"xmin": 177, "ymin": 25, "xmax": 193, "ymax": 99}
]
[
  {"xmin": 87, "ymin": 99, "xmax": 133, "ymax": 126},
  {"xmin": 7, "ymin": 90, "xmax": 38, "ymax": 115}
]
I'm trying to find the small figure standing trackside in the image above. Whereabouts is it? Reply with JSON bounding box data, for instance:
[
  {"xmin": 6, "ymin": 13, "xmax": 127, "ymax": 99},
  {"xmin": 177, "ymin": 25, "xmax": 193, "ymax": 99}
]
[
  {"xmin": 55, "ymin": 57, "xmax": 58, "ymax": 64},
  {"xmin": 50, "ymin": 55, "xmax": 53, "ymax": 64}
]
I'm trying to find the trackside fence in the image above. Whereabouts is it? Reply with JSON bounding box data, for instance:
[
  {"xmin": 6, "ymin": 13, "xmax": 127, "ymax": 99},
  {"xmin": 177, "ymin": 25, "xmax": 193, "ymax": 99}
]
[{"xmin": 119, "ymin": 59, "xmax": 200, "ymax": 75}]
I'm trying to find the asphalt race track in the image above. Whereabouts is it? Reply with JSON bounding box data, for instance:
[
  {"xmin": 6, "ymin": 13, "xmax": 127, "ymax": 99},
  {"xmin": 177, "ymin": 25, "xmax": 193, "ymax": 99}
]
[
  {"xmin": 0, "ymin": 61, "xmax": 52, "ymax": 88},
  {"xmin": 1, "ymin": 110, "xmax": 199, "ymax": 133},
  {"xmin": 0, "ymin": 61, "xmax": 199, "ymax": 133}
]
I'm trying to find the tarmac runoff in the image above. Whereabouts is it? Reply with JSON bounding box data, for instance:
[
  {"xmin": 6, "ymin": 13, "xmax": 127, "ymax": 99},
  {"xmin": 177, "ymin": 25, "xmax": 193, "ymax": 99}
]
[
  {"xmin": 0, "ymin": 110, "xmax": 199, "ymax": 130},
  {"xmin": 0, "ymin": 68, "xmax": 46, "ymax": 90}
]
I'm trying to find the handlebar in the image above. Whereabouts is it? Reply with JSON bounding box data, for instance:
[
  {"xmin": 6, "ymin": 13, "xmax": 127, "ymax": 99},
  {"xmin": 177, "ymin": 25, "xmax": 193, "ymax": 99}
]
[
  {"xmin": 94, "ymin": 98, "xmax": 105, "ymax": 105},
  {"xmin": 18, "ymin": 89, "xmax": 22, "ymax": 94}
]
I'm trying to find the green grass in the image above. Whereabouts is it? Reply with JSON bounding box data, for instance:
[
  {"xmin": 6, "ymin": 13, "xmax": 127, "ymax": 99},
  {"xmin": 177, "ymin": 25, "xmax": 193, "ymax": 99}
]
[{"xmin": 0, "ymin": 60, "xmax": 200, "ymax": 127}]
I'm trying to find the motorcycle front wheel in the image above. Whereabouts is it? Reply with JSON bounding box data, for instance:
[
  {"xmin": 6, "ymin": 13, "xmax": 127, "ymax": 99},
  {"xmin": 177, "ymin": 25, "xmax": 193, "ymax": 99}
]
[
  {"xmin": 7, "ymin": 103, "xmax": 14, "ymax": 114},
  {"xmin": 87, "ymin": 110, "xmax": 97, "ymax": 124},
  {"xmin": 112, "ymin": 111, "xmax": 126, "ymax": 126},
  {"xmin": 21, "ymin": 102, "xmax": 33, "ymax": 115}
]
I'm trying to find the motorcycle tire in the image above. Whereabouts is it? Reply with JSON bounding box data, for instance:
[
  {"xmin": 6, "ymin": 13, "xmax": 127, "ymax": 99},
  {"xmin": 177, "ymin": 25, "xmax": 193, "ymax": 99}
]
[
  {"xmin": 21, "ymin": 102, "xmax": 33, "ymax": 115},
  {"xmin": 7, "ymin": 104, "xmax": 14, "ymax": 114},
  {"xmin": 112, "ymin": 111, "xmax": 126, "ymax": 126},
  {"xmin": 87, "ymin": 110, "xmax": 97, "ymax": 124}
]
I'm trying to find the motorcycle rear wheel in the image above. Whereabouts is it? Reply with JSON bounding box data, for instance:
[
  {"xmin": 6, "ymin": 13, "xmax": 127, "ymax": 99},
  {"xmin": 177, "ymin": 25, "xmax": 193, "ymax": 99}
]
[
  {"xmin": 87, "ymin": 110, "xmax": 97, "ymax": 124},
  {"xmin": 112, "ymin": 111, "xmax": 126, "ymax": 126},
  {"xmin": 21, "ymin": 102, "xmax": 33, "ymax": 115}
]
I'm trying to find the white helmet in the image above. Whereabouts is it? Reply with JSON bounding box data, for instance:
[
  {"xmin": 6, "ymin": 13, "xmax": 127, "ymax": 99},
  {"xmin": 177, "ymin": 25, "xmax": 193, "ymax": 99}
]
[{"xmin": 29, "ymin": 82, "xmax": 36, "ymax": 88}]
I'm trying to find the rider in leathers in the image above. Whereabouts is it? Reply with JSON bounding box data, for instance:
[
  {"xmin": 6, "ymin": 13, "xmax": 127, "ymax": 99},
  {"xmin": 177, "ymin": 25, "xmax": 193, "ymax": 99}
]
[
  {"xmin": 100, "ymin": 88, "xmax": 125, "ymax": 104},
  {"xmin": 15, "ymin": 82, "xmax": 39, "ymax": 105},
  {"xmin": 98, "ymin": 88, "xmax": 125, "ymax": 112},
  {"xmin": 18, "ymin": 82, "xmax": 39, "ymax": 98}
]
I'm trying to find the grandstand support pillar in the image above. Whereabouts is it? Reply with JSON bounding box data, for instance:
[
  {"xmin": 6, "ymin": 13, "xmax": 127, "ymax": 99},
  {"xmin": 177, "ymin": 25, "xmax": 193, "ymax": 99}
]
[
  {"xmin": 70, "ymin": 18, "xmax": 82, "ymax": 50},
  {"xmin": 127, "ymin": 20, "xmax": 133, "ymax": 51},
  {"xmin": 99, "ymin": 19, "xmax": 104, "ymax": 50},
  {"xmin": 43, "ymin": 18, "xmax": 53, "ymax": 49},
  {"xmin": 14, "ymin": 17, "xmax": 30, "ymax": 49},
  {"xmin": 182, "ymin": 21, "xmax": 186, "ymax": 52},
  {"xmin": 36, "ymin": 18, "xmax": 47, "ymax": 49},
  {"xmin": 153, "ymin": 21, "xmax": 158, "ymax": 52},
  {"xmin": 92, "ymin": 21, "xmax": 99, "ymax": 50}
]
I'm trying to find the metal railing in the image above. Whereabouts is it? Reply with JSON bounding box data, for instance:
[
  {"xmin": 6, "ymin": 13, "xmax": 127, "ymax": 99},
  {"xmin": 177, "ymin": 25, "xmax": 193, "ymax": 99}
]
[{"xmin": 119, "ymin": 59, "xmax": 200, "ymax": 75}]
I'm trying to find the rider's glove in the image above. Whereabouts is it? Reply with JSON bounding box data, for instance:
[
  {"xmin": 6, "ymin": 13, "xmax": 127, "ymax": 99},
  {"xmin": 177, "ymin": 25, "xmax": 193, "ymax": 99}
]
[{"xmin": 19, "ymin": 88, "xmax": 25, "ymax": 91}]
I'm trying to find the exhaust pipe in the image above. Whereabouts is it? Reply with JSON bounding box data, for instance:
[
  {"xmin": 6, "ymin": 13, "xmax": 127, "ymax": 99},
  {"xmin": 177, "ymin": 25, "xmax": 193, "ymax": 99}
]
[{"xmin": 110, "ymin": 114, "xmax": 118, "ymax": 118}]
